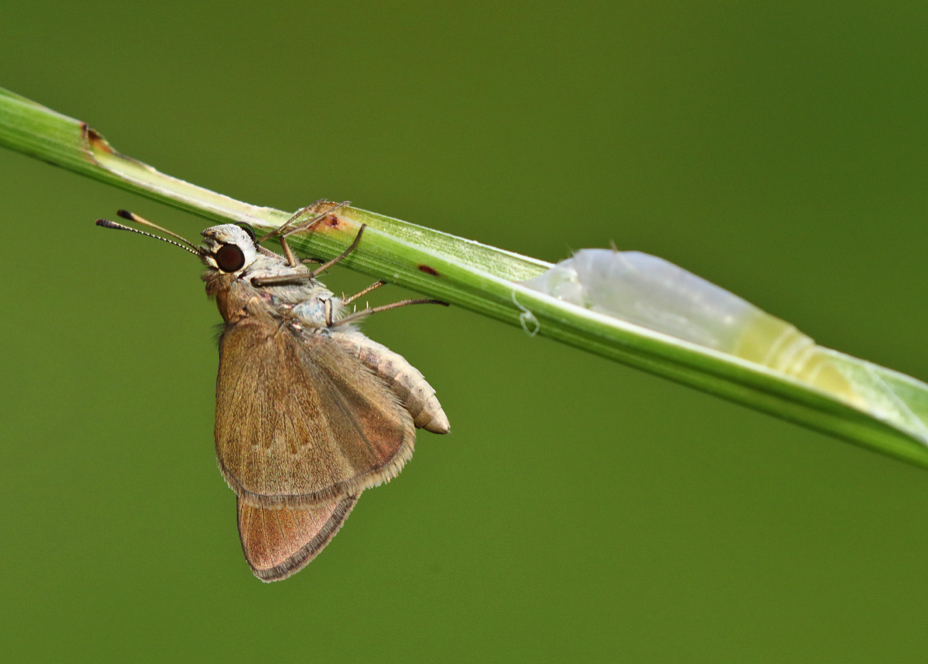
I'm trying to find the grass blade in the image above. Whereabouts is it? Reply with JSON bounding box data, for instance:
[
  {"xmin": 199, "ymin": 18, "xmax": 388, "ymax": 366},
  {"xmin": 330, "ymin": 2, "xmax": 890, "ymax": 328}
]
[{"xmin": 2, "ymin": 85, "xmax": 927, "ymax": 468}]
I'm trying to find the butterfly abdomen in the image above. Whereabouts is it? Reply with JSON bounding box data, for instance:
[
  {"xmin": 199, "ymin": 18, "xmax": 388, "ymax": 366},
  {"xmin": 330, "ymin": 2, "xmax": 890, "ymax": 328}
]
[{"xmin": 334, "ymin": 332, "xmax": 450, "ymax": 435}]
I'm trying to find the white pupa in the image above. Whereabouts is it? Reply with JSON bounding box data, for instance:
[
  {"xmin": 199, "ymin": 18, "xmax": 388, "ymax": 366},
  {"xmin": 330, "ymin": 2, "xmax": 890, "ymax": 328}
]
[{"xmin": 522, "ymin": 249, "xmax": 928, "ymax": 443}]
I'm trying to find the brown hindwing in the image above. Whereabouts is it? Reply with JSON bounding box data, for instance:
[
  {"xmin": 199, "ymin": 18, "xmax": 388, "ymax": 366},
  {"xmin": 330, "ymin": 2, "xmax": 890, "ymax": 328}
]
[
  {"xmin": 215, "ymin": 318, "xmax": 415, "ymax": 508},
  {"xmin": 238, "ymin": 494, "xmax": 359, "ymax": 582}
]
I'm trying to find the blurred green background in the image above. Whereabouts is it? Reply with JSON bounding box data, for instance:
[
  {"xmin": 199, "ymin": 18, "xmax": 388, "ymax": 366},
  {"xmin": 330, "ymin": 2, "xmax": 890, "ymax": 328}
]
[{"xmin": 2, "ymin": 1, "xmax": 928, "ymax": 661}]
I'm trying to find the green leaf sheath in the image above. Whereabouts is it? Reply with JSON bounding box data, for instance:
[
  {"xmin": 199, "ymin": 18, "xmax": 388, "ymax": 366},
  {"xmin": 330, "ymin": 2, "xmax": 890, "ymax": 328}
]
[{"xmin": 3, "ymin": 85, "xmax": 927, "ymax": 469}]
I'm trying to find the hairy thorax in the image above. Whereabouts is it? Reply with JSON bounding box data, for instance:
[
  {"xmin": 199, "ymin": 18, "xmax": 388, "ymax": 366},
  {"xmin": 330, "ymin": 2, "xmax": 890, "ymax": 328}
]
[{"xmin": 203, "ymin": 258, "xmax": 341, "ymax": 329}]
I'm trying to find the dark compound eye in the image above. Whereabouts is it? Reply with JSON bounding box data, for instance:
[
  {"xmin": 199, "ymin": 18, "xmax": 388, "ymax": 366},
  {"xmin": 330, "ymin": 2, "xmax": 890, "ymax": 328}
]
[
  {"xmin": 235, "ymin": 223, "xmax": 257, "ymax": 243},
  {"xmin": 215, "ymin": 243, "xmax": 246, "ymax": 272}
]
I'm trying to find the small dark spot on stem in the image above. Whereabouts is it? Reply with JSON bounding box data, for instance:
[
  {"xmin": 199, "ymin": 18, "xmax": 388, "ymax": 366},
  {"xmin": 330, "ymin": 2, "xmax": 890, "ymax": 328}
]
[
  {"xmin": 418, "ymin": 264, "xmax": 440, "ymax": 277},
  {"xmin": 82, "ymin": 124, "xmax": 113, "ymax": 154}
]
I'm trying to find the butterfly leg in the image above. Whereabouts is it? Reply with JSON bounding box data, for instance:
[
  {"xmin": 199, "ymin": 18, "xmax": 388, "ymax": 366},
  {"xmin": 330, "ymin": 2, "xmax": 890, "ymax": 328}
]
[
  {"xmin": 332, "ymin": 298, "xmax": 448, "ymax": 328},
  {"xmin": 283, "ymin": 200, "xmax": 351, "ymax": 237},
  {"xmin": 307, "ymin": 223, "xmax": 367, "ymax": 279},
  {"xmin": 251, "ymin": 220, "xmax": 365, "ymax": 287},
  {"xmin": 343, "ymin": 280, "xmax": 387, "ymax": 305},
  {"xmin": 257, "ymin": 199, "xmax": 325, "ymax": 244},
  {"xmin": 260, "ymin": 200, "xmax": 351, "ymax": 268}
]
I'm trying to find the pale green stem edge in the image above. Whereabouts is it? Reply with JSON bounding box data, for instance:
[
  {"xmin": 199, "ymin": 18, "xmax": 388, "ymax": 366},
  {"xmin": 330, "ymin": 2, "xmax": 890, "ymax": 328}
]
[{"xmin": 2, "ymin": 86, "xmax": 926, "ymax": 469}]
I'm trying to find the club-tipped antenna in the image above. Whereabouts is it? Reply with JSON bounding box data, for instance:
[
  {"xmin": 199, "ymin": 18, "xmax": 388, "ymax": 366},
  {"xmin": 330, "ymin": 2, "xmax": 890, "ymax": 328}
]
[
  {"xmin": 96, "ymin": 218, "xmax": 201, "ymax": 257},
  {"xmin": 114, "ymin": 210, "xmax": 202, "ymax": 252}
]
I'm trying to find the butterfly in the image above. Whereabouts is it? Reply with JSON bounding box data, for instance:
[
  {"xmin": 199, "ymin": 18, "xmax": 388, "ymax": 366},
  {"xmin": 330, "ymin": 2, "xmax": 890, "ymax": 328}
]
[{"xmin": 98, "ymin": 203, "xmax": 449, "ymax": 581}]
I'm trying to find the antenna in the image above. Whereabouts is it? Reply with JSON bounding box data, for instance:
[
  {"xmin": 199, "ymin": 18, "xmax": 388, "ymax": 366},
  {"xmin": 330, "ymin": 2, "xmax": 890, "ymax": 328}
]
[
  {"xmin": 116, "ymin": 210, "xmax": 201, "ymax": 251},
  {"xmin": 96, "ymin": 216, "xmax": 201, "ymax": 257}
]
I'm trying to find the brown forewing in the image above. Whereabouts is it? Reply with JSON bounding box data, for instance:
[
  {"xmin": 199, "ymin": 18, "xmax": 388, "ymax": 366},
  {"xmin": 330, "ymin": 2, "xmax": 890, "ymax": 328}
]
[
  {"xmin": 215, "ymin": 317, "xmax": 415, "ymax": 508},
  {"xmin": 238, "ymin": 494, "xmax": 359, "ymax": 582}
]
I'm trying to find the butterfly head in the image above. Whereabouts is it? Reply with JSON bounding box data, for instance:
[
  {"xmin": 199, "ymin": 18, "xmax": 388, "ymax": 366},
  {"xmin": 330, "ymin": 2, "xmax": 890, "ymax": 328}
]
[{"xmin": 200, "ymin": 224, "xmax": 260, "ymax": 274}]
